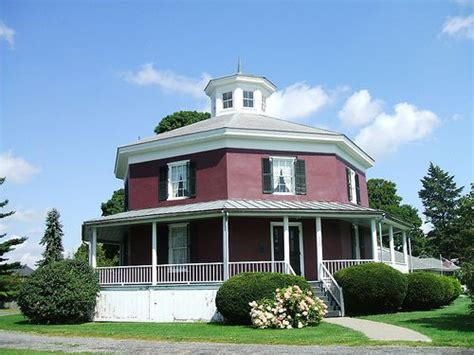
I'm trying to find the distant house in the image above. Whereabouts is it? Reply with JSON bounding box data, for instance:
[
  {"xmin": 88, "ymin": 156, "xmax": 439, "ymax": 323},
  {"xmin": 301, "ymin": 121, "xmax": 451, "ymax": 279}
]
[
  {"xmin": 13, "ymin": 265, "xmax": 34, "ymax": 277},
  {"xmin": 83, "ymin": 68, "xmax": 413, "ymax": 322}
]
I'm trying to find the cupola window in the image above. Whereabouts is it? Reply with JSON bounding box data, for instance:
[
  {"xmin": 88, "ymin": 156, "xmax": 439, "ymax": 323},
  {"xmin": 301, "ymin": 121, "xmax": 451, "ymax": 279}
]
[
  {"xmin": 243, "ymin": 90, "xmax": 254, "ymax": 108},
  {"xmin": 223, "ymin": 92, "xmax": 233, "ymax": 109}
]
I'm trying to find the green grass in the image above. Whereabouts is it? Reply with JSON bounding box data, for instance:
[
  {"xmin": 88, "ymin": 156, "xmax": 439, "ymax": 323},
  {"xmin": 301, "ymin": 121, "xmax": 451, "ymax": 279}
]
[
  {"xmin": 0, "ymin": 350, "xmax": 63, "ymax": 354},
  {"xmin": 361, "ymin": 296, "xmax": 474, "ymax": 347},
  {"xmin": 0, "ymin": 315, "xmax": 370, "ymax": 346}
]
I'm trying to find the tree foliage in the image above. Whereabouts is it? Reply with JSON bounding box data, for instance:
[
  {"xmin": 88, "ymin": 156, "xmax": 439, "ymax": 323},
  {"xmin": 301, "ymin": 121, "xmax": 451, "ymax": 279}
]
[
  {"xmin": 101, "ymin": 189, "xmax": 125, "ymax": 216},
  {"xmin": 37, "ymin": 209, "xmax": 64, "ymax": 267},
  {"xmin": 419, "ymin": 163, "xmax": 464, "ymax": 259},
  {"xmin": 0, "ymin": 177, "xmax": 27, "ymax": 302},
  {"xmin": 455, "ymin": 184, "xmax": 474, "ymax": 263},
  {"xmin": 74, "ymin": 242, "xmax": 119, "ymax": 267},
  {"xmin": 367, "ymin": 178, "xmax": 427, "ymax": 256},
  {"xmin": 154, "ymin": 111, "xmax": 210, "ymax": 134}
]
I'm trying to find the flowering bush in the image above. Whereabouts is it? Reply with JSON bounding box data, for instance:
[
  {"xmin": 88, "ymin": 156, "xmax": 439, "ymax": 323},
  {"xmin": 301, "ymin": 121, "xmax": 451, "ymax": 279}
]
[{"xmin": 249, "ymin": 285, "xmax": 327, "ymax": 329}]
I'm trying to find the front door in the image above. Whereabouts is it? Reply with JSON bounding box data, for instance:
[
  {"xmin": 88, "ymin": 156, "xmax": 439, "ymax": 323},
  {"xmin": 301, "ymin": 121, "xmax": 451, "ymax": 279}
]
[{"xmin": 272, "ymin": 224, "xmax": 303, "ymax": 276}]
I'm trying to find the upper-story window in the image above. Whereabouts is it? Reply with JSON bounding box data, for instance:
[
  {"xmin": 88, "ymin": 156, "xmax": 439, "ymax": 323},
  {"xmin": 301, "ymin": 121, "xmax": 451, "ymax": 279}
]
[
  {"xmin": 243, "ymin": 90, "xmax": 254, "ymax": 108},
  {"xmin": 168, "ymin": 223, "xmax": 189, "ymax": 264},
  {"xmin": 223, "ymin": 91, "xmax": 233, "ymax": 109},
  {"xmin": 262, "ymin": 96, "xmax": 267, "ymax": 112},
  {"xmin": 346, "ymin": 167, "xmax": 361, "ymax": 205},
  {"xmin": 262, "ymin": 157, "xmax": 306, "ymax": 195},
  {"xmin": 159, "ymin": 160, "xmax": 196, "ymax": 201}
]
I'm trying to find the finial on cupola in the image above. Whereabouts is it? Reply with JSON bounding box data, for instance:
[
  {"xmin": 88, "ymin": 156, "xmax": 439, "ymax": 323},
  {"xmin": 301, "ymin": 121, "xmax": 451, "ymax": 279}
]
[{"xmin": 237, "ymin": 57, "xmax": 242, "ymax": 74}]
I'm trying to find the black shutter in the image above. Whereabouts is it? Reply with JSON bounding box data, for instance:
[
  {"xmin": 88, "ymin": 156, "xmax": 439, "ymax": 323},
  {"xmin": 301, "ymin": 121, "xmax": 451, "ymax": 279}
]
[
  {"xmin": 346, "ymin": 167, "xmax": 353, "ymax": 202},
  {"xmin": 188, "ymin": 161, "xmax": 196, "ymax": 197},
  {"xmin": 262, "ymin": 158, "xmax": 273, "ymax": 194},
  {"xmin": 158, "ymin": 165, "xmax": 168, "ymax": 201},
  {"xmin": 294, "ymin": 159, "xmax": 306, "ymax": 195},
  {"xmin": 355, "ymin": 173, "xmax": 361, "ymax": 205}
]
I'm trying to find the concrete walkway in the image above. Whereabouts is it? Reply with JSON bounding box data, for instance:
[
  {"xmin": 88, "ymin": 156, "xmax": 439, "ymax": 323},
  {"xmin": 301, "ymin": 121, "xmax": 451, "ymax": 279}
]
[{"xmin": 325, "ymin": 317, "xmax": 432, "ymax": 342}]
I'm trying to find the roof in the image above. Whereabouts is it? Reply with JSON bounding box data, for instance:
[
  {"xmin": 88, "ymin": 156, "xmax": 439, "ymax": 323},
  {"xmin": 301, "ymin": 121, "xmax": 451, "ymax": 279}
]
[
  {"xmin": 83, "ymin": 199, "xmax": 382, "ymax": 227},
  {"xmin": 122, "ymin": 112, "xmax": 341, "ymax": 147},
  {"xmin": 14, "ymin": 265, "xmax": 34, "ymax": 277}
]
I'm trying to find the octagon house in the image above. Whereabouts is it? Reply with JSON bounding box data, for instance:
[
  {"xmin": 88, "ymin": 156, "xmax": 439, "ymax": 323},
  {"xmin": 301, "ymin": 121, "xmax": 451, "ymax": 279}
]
[{"xmin": 82, "ymin": 69, "xmax": 413, "ymax": 322}]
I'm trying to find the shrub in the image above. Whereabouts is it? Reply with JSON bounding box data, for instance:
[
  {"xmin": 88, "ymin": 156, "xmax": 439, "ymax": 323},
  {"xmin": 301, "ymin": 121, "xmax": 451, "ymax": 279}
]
[
  {"xmin": 17, "ymin": 259, "xmax": 100, "ymax": 324},
  {"xmin": 215, "ymin": 272, "xmax": 311, "ymax": 324},
  {"xmin": 438, "ymin": 275, "xmax": 456, "ymax": 307},
  {"xmin": 447, "ymin": 277, "xmax": 462, "ymax": 303},
  {"xmin": 334, "ymin": 262, "xmax": 407, "ymax": 315},
  {"xmin": 249, "ymin": 285, "xmax": 327, "ymax": 329},
  {"xmin": 402, "ymin": 272, "xmax": 446, "ymax": 311}
]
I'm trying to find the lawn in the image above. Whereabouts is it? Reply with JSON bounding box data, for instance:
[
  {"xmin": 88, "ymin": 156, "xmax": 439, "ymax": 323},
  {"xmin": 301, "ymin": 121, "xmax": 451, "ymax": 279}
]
[{"xmin": 361, "ymin": 296, "xmax": 474, "ymax": 348}]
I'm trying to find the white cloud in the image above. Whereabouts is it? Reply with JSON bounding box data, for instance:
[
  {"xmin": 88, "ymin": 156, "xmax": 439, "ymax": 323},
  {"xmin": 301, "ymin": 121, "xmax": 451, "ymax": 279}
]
[
  {"xmin": 442, "ymin": 14, "xmax": 474, "ymax": 39},
  {"xmin": 122, "ymin": 63, "xmax": 211, "ymax": 99},
  {"xmin": 355, "ymin": 102, "xmax": 440, "ymax": 158},
  {"xmin": 0, "ymin": 151, "xmax": 41, "ymax": 184},
  {"xmin": 266, "ymin": 82, "xmax": 331, "ymax": 120},
  {"xmin": 0, "ymin": 22, "xmax": 14, "ymax": 47},
  {"xmin": 338, "ymin": 90, "xmax": 384, "ymax": 127},
  {"xmin": 7, "ymin": 237, "xmax": 43, "ymax": 268}
]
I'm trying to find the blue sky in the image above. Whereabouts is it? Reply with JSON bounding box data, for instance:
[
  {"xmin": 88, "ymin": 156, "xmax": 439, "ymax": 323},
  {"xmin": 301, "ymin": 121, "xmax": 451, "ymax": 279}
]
[{"xmin": 0, "ymin": 0, "xmax": 472, "ymax": 266}]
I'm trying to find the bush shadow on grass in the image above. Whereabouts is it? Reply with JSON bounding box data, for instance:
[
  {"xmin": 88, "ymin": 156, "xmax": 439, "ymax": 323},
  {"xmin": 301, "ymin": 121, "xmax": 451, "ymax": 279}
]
[{"xmin": 399, "ymin": 312, "xmax": 474, "ymax": 333}]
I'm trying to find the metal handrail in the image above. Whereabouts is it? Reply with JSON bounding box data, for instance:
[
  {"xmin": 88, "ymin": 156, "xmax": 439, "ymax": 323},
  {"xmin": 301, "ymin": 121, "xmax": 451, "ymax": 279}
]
[{"xmin": 320, "ymin": 263, "xmax": 345, "ymax": 317}]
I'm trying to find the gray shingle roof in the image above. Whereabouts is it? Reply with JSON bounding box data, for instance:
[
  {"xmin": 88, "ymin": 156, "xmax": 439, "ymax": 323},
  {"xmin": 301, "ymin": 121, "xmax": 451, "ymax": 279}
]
[
  {"xmin": 84, "ymin": 199, "xmax": 380, "ymax": 225},
  {"xmin": 122, "ymin": 112, "xmax": 341, "ymax": 147}
]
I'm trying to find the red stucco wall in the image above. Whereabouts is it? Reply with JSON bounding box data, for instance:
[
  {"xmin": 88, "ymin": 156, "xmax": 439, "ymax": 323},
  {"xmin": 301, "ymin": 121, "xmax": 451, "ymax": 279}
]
[{"xmin": 128, "ymin": 148, "xmax": 369, "ymax": 210}]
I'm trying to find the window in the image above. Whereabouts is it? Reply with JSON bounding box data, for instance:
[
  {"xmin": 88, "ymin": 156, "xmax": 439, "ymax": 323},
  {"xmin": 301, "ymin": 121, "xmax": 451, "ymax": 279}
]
[
  {"xmin": 223, "ymin": 91, "xmax": 233, "ymax": 109},
  {"xmin": 243, "ymin": 90, "xmax": 254, "ymax": 108},
  {"xmin": 346, "ymin": 167, "xmax": 361, "ymax": 204},
  {"xmin": 272, "ymin": 157, "xmax": 295, "ymax": 194},
  {"xmin": 168, "ymin": 224, "xmax": 189, "ymax": 264},
  {"xmin": 262, "ymin": 96, "xmax": 267, "ymax": 111},
  {"xmin": 262, "ymin": 157, "xmax": 306, "ymax": 195},
  {"xmin": 159, "ymin": 160, "xmax": 196, "ymax": 201}
]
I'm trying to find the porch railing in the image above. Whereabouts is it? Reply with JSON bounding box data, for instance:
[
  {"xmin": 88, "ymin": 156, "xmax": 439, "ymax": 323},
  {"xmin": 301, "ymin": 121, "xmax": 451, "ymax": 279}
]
[
  {"xmin": 97, "ymin": 261, "xmax": 294, "ymax": 286},
  {"xmin": 322, "ymin": 259, "xmax": 374, "ymax": 275},
  {"xmin": 320, "ymin": 263, "xmax": 345, "ymax": 317},
  {"xmin": 97, "ymin": 265, "xmax": 152, "ymax": 285}
]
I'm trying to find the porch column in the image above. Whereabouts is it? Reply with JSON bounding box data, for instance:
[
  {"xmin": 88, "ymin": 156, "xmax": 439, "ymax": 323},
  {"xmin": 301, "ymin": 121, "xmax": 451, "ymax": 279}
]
[
  {"xmin": 316, "ymin": 217, "xmax": 323, "ymax": 281},
  {"xmin": 402, "ymin": 231, "xmax": 409, "ymax": 266},
  {"xmin": 91, "ymin": 227, "xmax": 97, "ymax": 268},
  {"xmin": 378, "ymin": 222, "xmax": 383, "ymax": 262},
  {"xmin": 223, "ymin": 212, "xmax": 229, "ymax": 280},
  {"xmin": 152, "ymin": 222, "xmax": 157, "ymax": 285},
  {"xmin": 283, "ymin": 216, "xmax": 290, "ymax": 273},
  {"xmin": 370, "ymin": 219, "xmax": 379, "ymax": 261},
  {"xmin": 353, "ymin": 224, "xmax": 361, "ymax": 259},
  {"xmin": 408, "ymin": 235, "xmax": 413, "ymax": 273},
  {"xmin": 389, "ymin": 225, "xmax": 395, "ymax": 264}
]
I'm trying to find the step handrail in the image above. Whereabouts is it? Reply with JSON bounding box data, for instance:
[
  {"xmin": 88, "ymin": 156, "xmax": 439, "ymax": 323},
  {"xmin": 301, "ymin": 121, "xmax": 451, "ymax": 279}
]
[{"xmin": 320, "ymin": 263, "xmax": 345, "ymax": 317}]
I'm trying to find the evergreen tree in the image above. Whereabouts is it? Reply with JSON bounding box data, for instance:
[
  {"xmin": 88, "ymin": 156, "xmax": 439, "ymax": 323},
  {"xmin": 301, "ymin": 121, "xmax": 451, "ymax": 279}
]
[
  {"xmin": 37, "ymin": 209, "xmax": 64, "ymax": 267},
  {"xmin": 0, "ymin": 177, "xmax": 27, "ymax": 302},
  {"xmin": 418, "ymin": 163, "xmax": 464, "ymax": 259},
  {"xmin": 455, "ymin": 184, "xmax": 474, "ymax": 263}
]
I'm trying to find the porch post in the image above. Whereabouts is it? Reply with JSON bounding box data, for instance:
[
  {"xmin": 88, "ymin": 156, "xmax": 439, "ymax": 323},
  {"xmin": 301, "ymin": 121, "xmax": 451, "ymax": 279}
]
[
  {"xmin": 378, "ymin": 222, "xmax": 383, "ymax": 261},
  {"xmin": 370, "ymin": 219, "xmax": 379, "ymax": 261},
  {"xmin": 408, "ymin": 235, "xmax": 413, "ymax": 272},
  {"xmin": 353, "ymin": 224, "xmax": 361, "ymax": 259},
  {"xmin": 152, "ymin": 222, "xmax": 157, "ymax": 285},
  {"xmin": 283, "ymin": 216, "xmax": 290, "ymax": 273},
  {"xmin": 223, "ymin": 212, "xmax": 229, "ymax": 280},
  {"xmin": 389, "ymin": 225, "xmax": 395, "ymax": 264},
  {"xmin": 316, "ymin": 217, "xmax": 323, "ymax": 281},
  {"xmin": 91, "ymin": 227, "xmax": 97, "ymax": 268},
  {"xmin": 402, "ymin": 230, "xmax": 409, "ymax": 268}
]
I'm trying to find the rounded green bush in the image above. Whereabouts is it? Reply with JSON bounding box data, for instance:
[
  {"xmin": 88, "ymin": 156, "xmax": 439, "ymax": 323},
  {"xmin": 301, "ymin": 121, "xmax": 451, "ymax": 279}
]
[
  {"xmin": 17, "ymin": 259, "xmax": 100, "ymax": 324},
  {"xmin": 334, "ymin": 262, "xmax": 407, "ymax": 315},
  {"xmin": 448, "ymin": 277, "xmax": 462, "ymax": 303},
  {"xmin": 438, "ymin": 275, "xmax": 455, "ymax": 307},
  {"xmin": 215, "ymin": 272, "xmax": 312, "ymax": 324},
  {"xmin": 402, "ymin": 272, "xmax": 445, "ymax": 311}
]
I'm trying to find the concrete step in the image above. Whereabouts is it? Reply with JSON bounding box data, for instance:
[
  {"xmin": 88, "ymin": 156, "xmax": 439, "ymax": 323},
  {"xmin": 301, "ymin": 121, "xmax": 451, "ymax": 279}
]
[{"xmin": 310, "ymin": 281, "xmax": 342, "ymax": 317}]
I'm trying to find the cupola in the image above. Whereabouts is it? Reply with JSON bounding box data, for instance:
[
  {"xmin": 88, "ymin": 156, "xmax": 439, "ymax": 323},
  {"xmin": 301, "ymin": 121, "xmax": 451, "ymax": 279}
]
[{"xmin": 204, "ymin": 61, "xmax": 277, "ymax": 117}]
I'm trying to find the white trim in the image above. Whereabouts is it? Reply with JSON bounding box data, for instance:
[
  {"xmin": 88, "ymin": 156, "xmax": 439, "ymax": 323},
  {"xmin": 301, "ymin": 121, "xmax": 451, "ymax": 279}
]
[
  {"xmin": 115, "ymin": 127, "xmax": 374, "ymax": 179},
  {"xmin": 270, "ymin": 221, "xmax": 305, "ymax": 277}
]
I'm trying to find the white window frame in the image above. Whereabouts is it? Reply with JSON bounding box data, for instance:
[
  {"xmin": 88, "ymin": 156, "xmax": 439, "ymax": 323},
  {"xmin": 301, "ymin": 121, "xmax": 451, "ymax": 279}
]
[
  {"xmin": 271, "ymin": 156, "xmax": 296, "ymax": 195},
  {"xmin": 167, "ymin": 160, "xmax": 189, "ymax": 201},
  {"xmin": 168, "ymin": 223, "xmax": 189, "ymax": 266},
  {"xmin": 243, "ymin": 90, "xmax": 254, "ymax": 108},
  {"xmin": 348, "ymin": 168, "xmax": 357, "ymax": 204},
  {"xmin": 223, "ymin": 91, "xmax": 233, "ymax": 109}
]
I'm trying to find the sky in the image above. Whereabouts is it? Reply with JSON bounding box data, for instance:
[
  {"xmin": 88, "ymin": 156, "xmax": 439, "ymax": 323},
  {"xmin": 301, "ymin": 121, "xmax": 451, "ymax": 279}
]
[{"xmin": 0, "ymin": 0, "xmax": 472, "ymax": 267}]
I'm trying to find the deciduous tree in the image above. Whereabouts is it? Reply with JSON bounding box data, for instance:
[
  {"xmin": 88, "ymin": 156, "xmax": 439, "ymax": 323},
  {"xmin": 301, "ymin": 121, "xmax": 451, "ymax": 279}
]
[{"xmin": 154, "ymin": 111, "xmax": 210, "ymax": 134}]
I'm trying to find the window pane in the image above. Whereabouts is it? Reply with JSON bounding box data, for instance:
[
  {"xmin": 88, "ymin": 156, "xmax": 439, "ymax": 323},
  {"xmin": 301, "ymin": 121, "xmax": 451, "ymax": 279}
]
[{"xmin": 272, "ymin": 158, "xmax": 294, "ymax": 193}]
